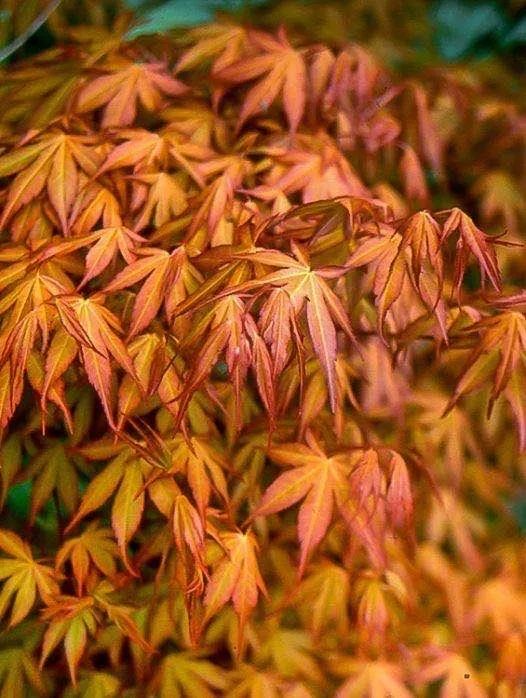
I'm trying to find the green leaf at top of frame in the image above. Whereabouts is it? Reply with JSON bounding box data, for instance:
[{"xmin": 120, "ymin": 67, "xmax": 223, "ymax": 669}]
[
  {"xmin": 124, "ymin": 0, "xmax": 269, "ymax": 39},
  {"xmin": 430, "ymin": 0, "xmax": 507, "ymax": 60}
]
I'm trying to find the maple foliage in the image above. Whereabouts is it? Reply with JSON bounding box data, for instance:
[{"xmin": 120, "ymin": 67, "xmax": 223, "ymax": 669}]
[{"xmin": 0, "ymin": 7, "xmax": 525, "ymax": 697}]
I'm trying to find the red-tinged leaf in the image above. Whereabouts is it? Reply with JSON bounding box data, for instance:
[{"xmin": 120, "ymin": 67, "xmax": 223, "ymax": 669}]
[
  {"xmin": 415, "ymin": 650, "xmax": 487, "ymax": 698},
  {"xmin": 413, "ymin": 84, "xmax": 443, "ymax": 174},
  {"xmin": 346, "ymin": 235, "xmax": 396, "ymax": 269},
  {"xmin": 0, "ymin": 133, "xmax": 100, "ymax": 231},
  {"xmin": 377, "ymin": 252, "xmax": 406, "ymax": 335},
  {"xmin": 259, "ymin": 288, "xmax": 293, "ymax": 377},
  {"xmin": 447, "ymin": 312, "xmax": 526, "ymax": 414},
  {"xmin": 175, "ymin": 24, "xmax": 248, "ymax": 74},
  {"xmin": 296, "ymin": 462, "xmax": 335, "ymax": 576},
  {"xmin": 215, "ymin": 30, "xmax": 307, "ymax": 131},
  {"xmin": 56, "ymin": 525, "xmax": 119, "ymax": 595},
  {"xmin": 252, "ymin": 439, "xmax": 350, "ymax": 575},
  {"xmin": 334, "ymin": 659, "xmax": 412, "ymax": 698},
  {"xmin": 127, "ymin": 258, "xmax": 171, "ymax": 338},
  {"xmin": 248, "ymin": 324, "xmax": 276, "ymax": 426},
  {"xmin": 75, "ymin": 61, "xmax": 187, "ymax": 127},
  {"xmin": 0, "ymin": 363, "xmax": 21, "ymax": 430},
  {"xmin": 40, "ymin": 597, "xmax": 98, "ymax": 684},
  {"xmin": 204, "ymin": 531, "xmax": 266, "ymax": 643},
  {"xmin": 386, "ymin": 452, "xmax": 414, "ymax": 531},
  {"xmin": 306, "ymin": 278, "xmax": 337, "ymax": 411},
  {"xmin": 399, "ymin": 145, "xmax": 428, "ymax": 203},
  {"xmin": 78, "ymin": 226, "xmax": 144, "ymax": 289},
  {"xmin": 102, "ymin": 248, "xmax": 170, "ymax": 294},
  {"xmin": 441, "ymin": 208, "xmax": 501, "ymax": 292},
  {"xmin": 132, "ymin": 173, "xmax": 188, "ymax": 230},
  {"xmin": 80, "ymin": 346, "xmax": 115, "ymax": 428},
  {"xmin": 96, "ymin": 130, "xmax": 166, "ymax": 175},
  {"xmin": 175, "ymin": 322, "xmax": 231, "ymax": 427},
  {"xmin": 41, "ymin": 328, "xmax": 78, "ymax": 406},
  {"xmin": 173, "ymin": 494, "xmax": 205, "ymax": 571}
]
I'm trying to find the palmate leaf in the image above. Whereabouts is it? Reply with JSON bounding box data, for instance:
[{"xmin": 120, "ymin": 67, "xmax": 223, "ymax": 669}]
[
  {"xmin": 24, "ymin": 442, "xmax": 81, "ymax": 524},
  {"xmin": 204, "ymin": 530, "xmax": 266, "ymax": 646},
  {"xmin": 55, "ymin": 524, "xmax": 120, "ymax": 596},
  {"xmin": 0, "ymin": 130, "xmax": 101, "ymax": 233},
  {"xmin": 294, "ymin": 562, "xmax": 350, "ymax": 638},
  {"xmin": 74, "ymin": 59, "xmax": 188, "ymax": 128},
  {"xmin": 176, "ymin": 239, "xmax": 358, "ymax": 414},
  {"xmin": 415, "ymin": 649, "xmax": 487, "ymax": 698},
  {"xmin": 101, "ymin": 245, "xmax": 198, "ymax": 338},
  {"xmin": 251, "ymin": 433, "xmax": 351, "ymax": 576},
  {"xmin": 447, "ymin": 311, "xmax": 526, "ymax": 449},
  {"xmin": 0, "ymin": 530, "xmax": 59, "ymax": 627},
  {"xmin": 331, "ymin": 658, "xmax": 412, "ymax": 698},
  {"xmin": 0, "ymin": 646, "xmax": 47, "ymax": 698},
  {"xmin": 40, "ymin": 596, "xmax": 99, "ymax": 685},
  {"xmin": 214, "ymin": 27, "xmax": 307, "ymax": 132},
  {"xmin": 151, "ymin": 651, "xmax": 228, "ymax": 698},
  {"xmin": 61, "ymin": 671, "xmax": 120, "ymax": 698},
  {"xmin": 64, "ymin": 449, "xmax": 146, "ymax": 574},
  {"xmin": 440, "ymin": 207, "xmax": 502, "ymax": 294}
]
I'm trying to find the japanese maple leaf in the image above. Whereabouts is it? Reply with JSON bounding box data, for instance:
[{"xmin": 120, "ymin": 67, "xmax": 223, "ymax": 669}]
[
  {"xmin": 40, "ymin": 596, "xmax": 99, "ymax": 684},
  {"xmin": 214, "ymin": 27, "xmax": 307, "ymax": 132},
  {"xmin": 96, "ymin": 128, "xmax": 211, "ymax": 185},
  {"xmin": 294, "ymin": 562, "xmax": 350, "ymax": 638},
  {"xmin": 25, "ymin": 442, "xmax": 82, "ymax": 524},
  {"xmin": 399, "ymin": 145, "xmax": 429, "ymax": 203},
  {"xmin": 204, "ymin": 530, "xmax": 267, "ymax": 645},
  {"xmin": 151, "ymin": 652, "xmax": 228, "ymax": 697},
  {"xmin": 175, "ymin": 23, "xmax": 248, "ymax": 74},
  {"xmin": 251, "ymin": 134, "xmax": 368, "ymax": 204},
  {"xmin": 158, "ymin": 434, "xmax": 229, "ymax": 519},
  {"xmin": 101, "ymin": 245, "xmax": 198, "ymax": 338},
  {"xmin": 415, "ymin": 650, "xmax": 487, "ymax": 698},
  {"xmin": 426, "ymin": 488, "xmax": 485, "ymax": 571},
  {"xmin": 69, "ymin": 179, "xmax": 122, "ymax": 236},
  {"xmin": 186, "ymin": 243, "xmax": 356, "ymax": 412},
  {"xmin": 64, "ymin": 449, "xmax": 147, "ymax": 574},
  {"xmin": 348, "ymin": 213, "xmax": 447, "ymax": 339},
  {"xmin": 129, "ymin": 173, "xmax": 188, "ymax": 230},
  {"xmin": 472, "ymin": 577, "xmax": 526, "ymax": 636},
  {"xmin": 75, "ymin": 59, "xmax": 187, "ymax": 127},
  {"xmin": 257, "ymin": 628, "xmax": 323, "ymax": 685},
  {"xmin": 172, "ymin": 493, "xmax": 206, "ymax": 593},
  {"xmin": 55, "ymin": 524, "xmax": 120, "ymax": 596},
  {"xmin": 251, "ymin": 434, "xmax": 351, "ymax": 576},
  {"xmin": 116, "ymin": 335, "xmax": 185, "ymax": 429},
  {"xmin": 52, "ymin": 295, "xmax": 138, "ymax": 428},
  {"xmin": 331, "ymin": 658, "xmax": 412, "ymax": 698},
  {"xmin": 0, "ymin": 647, "xmax": 46, "ymax": 697},
  {"xmin": 447, "ymin": 311, "xmax": 526, "ymax": 448},
  {"xmin": 472, "ymin": 170, "xmax": 525, "ymax": 235},
  {"xmin": 0, "ymin": 529, "xmax": 59, "ymax": 627},
  {"xmin": 440, "ymin": 207, "xmax": 501, "ymax": 294},
  {"xmin": 0, "ymin": 130, "xmax": 101, "ymax": 233},
  {"xmin": 190, "ymin": 154, "xmax": 252, "ymax": 238},
  {"xmin": 77, "ymin": 225, "xmax": 145, "ymax": 289}
]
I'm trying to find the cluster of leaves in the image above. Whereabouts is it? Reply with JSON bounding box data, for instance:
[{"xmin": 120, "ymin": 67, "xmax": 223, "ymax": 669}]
[{"xmin": 0, "ymin": 13, "xmax": 525, "ymax": 698}]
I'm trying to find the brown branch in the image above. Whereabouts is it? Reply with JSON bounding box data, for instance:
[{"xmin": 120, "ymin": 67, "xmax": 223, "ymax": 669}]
[{"xmin": 0, "ymin": 0, "xmax": 63, "ymax": 64}]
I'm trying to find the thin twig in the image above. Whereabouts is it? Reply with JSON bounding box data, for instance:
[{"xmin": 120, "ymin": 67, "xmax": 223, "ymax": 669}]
[{"xmin": 0, "ymin": 0, "xmax": 63, "ymax": 64}]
